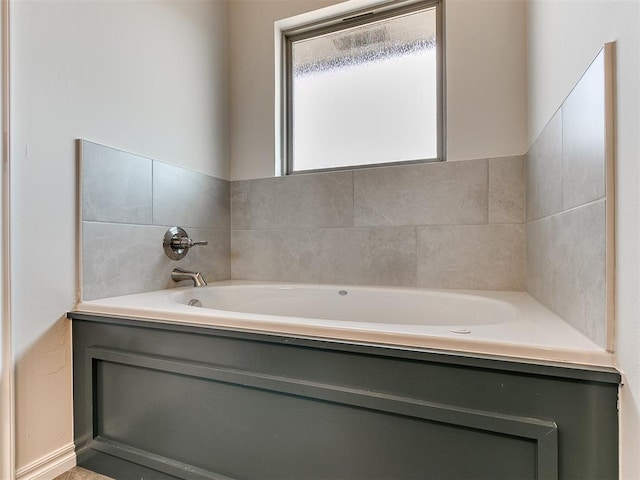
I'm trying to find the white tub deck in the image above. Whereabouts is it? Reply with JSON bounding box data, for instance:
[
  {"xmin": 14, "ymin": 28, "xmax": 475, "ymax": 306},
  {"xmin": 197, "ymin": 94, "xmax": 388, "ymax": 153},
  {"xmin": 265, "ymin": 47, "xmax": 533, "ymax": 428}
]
[{"xmin": 74, "ymin": 281, "xmax": 615, "ymax": 368}]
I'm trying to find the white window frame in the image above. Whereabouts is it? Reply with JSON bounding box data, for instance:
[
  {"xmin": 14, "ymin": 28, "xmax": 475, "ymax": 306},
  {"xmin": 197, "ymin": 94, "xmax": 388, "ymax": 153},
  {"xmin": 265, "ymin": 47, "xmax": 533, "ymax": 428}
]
[{"xmin": 275, "ymin": 0, "xmax": 445, "ymax": 176}]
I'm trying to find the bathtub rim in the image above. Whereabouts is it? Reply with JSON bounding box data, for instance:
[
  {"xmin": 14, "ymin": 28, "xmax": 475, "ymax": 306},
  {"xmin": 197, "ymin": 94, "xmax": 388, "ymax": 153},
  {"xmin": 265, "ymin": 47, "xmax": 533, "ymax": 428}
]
[
  {"xmin": 72, "ymin": 281, "xmax": 616, "ymax": 369},
  {"xmin": 68, "ymin": 310, "xmax": 620, "ymax": 385}
]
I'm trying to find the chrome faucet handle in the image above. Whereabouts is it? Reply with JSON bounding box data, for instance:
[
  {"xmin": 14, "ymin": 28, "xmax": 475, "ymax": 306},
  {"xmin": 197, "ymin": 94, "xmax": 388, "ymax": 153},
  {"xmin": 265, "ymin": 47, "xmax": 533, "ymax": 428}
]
[
  {"xmin": 163, "ymin": 227, "xmax": 208, "ymax": 260},
  {"xmin": 172, "ymin": 237, "xmax": 208, "ymax": 250}
]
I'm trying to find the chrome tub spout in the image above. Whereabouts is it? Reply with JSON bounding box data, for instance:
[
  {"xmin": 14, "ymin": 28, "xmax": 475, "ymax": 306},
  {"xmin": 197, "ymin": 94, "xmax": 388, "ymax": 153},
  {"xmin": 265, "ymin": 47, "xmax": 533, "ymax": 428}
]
[{"xmin": 171, "ymin": 268, "xmax": 207, "ymax": 287}]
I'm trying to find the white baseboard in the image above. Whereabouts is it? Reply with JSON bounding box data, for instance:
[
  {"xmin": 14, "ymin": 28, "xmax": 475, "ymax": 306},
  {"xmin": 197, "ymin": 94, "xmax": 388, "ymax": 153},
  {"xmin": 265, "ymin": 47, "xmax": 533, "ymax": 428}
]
[{"xmin": 15, "ymin": 443, "xmax": 76, "ymax": 480}]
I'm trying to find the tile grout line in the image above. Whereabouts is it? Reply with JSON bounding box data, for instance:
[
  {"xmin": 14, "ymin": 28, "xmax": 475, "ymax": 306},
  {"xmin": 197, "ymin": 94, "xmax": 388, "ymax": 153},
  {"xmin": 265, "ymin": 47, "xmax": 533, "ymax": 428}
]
[
  {"xmin": 413, "ymin": 225, "xmax": 418, "ymax": 287},
  {"xmin": 486, "ymin": 158, "xmax": 491, "ymax": 225},
  {"xmin": 526, "ymin": 197, "xmax": 606, "ymax": 225},
  {"xmin": 351, "ymin": 170, "xmax": 355, "ymax": 228}
]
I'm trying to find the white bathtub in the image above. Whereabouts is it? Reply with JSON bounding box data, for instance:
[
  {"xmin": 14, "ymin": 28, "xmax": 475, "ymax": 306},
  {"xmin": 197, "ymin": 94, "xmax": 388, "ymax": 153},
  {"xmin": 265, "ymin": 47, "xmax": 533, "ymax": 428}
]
[{"xmin": 75, "ymin": 281, "xmax": 613, "ymax": 367}]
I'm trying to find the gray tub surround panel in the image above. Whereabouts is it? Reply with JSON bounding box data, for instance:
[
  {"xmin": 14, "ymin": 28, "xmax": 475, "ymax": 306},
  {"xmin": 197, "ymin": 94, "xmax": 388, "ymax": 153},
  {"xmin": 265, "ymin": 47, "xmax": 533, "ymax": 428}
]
[
  {"xmin": 247, "ymin": 172, "xmax": 353, "ymax": 229},
  {"xmin": 231, "ymin": 158, "xmax": 526, "ymax": 290},
  {"xmin": 81, "ymin": 141, "xmax": 153, "ymax": 225},
  {"xmin": 353, "ymin": 159, "xmax": 488, "ymax": 226},
  {"xmin": 525, "ymin": 47, "xmax": 612, "ymax": 348},
  {"xmin": 526, "ymin": 110, "xmax": 564, "ymax": 222},
  {"xmin": 562, "ymin": 50, "xmax": 606, "ymax": 210},
  {"xmin": 231, "ymin": 227, "xmax": 416, "ymax": 286},
  {"xmin": 80, "ymin": 140, "xmax": 230, "ymax": 301},
  {"xmin": 70, "ymin": 314, "xmax": 620, "ymax": 480},
  {"xmin": 153, "ymin": 161, "xmax": 230, "ymax": 230},
  {"xmin": 230, "ymin": 180, "xmax": 251, "ymax": 230},
  {"xmin": 489, "ymin": 156, "xmax": 526, "ymax": 224},
  {"xmin": 417, "ymin": 224, "xmax": 525, "ymax": 290},
  {"xmin": 527, "ymin": 201, "xmax": 606, "ymax": 346},
  {"xmin": 83, "ymin": 223, "xmax": 230, "ymax": 300}
]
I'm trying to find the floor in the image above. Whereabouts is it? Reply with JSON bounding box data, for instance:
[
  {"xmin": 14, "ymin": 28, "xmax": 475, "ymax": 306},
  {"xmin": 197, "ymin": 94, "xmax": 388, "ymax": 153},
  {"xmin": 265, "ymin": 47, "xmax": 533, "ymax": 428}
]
[{"xmin": 54, "ymin": 466, "xmax": 115, "ymax": 480}]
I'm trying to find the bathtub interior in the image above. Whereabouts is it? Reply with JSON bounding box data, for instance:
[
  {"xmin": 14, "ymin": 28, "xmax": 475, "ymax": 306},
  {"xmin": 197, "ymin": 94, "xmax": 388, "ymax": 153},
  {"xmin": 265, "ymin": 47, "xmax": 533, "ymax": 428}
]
[{"xmin": 171, "ymin": 284, "xmax": 520, "ymax": 327}]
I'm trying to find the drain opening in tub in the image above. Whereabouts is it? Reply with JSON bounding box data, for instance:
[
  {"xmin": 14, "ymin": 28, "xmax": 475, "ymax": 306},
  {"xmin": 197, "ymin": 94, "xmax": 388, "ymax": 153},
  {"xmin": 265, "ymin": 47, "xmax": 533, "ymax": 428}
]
[{"xmin": 450, "ymin": 328, "xmax": 472, "ymax": 335}]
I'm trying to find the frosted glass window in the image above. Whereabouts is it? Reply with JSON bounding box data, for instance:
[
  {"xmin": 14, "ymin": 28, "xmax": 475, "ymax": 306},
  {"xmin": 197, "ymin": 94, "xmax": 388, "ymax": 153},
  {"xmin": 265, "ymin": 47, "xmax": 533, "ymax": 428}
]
[{"xmin": 286, "ymin": 2, "xmax": 441, "ymax": 173}]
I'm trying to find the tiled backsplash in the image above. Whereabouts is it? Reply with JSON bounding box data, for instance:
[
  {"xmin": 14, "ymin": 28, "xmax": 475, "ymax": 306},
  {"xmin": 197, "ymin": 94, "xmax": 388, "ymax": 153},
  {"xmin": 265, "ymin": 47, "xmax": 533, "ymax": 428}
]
[
  {"xmin": 526, "ymin": 49, "xmax": 609, "ymax": 348},
  {"xmin": 80, "ymin": 140, "xmax": 230, "ymax": 300},
  {"xmin": 231, "ymin": 157, "xmax": 526, "ymax": 290}
]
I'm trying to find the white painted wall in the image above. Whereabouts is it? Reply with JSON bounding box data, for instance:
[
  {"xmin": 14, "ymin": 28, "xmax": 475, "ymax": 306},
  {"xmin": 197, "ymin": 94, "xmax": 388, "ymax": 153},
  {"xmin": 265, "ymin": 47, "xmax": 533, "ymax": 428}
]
[
  {"xmin": 527, "ymin": 1, "xmax": 640, "ymax": 478},
  {"xmin": 228, "ymin": 0, "xmax": 340, "ymax": 180},
  {"xmin": 445, "ymin": 0, "xmax": 527, "ymax": 163},
  {"xmin": 229, "ymin": 0, "xmax": 527, "ymax": 180},
  {"xmin": 11, "ymin": 0, "xmax": 229, "ymax": 473}
]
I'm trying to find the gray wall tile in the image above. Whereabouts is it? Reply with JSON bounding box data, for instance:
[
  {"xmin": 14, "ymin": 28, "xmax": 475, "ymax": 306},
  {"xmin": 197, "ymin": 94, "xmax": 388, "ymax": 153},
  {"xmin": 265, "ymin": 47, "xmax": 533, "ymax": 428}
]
[
  {"xmin": 524, "ymin": 51, "xmax": 609, "ymax": 348},
  {"xmin": 552, "ymin": 201, "xmax": 606, "ymax": 346},
  {"xmin": 489, "ymin": 156, "xmax": 525, "ymax": 224},
  {"xmin": 562, "ymin": 51, "xmax": 606, "ymax": 210},
  {"xmin": 231, "ymin": 227, "xmax": 416, "ymax": 286},
  {"xmin": 417, "ymin": 224, "xmax": 525, "ymax": 290},
  {"xmin": 247, "ymin": 172, "xmax": 354, "ymax": 229},
  {"xmin": 229, "ymin": 159, "xmax": 528, "ymax": 290},
  {"xmin": 81, "ymin": 141, "xmax": 152, "ymax": 224},
  {"xmin": 526, "ymin": 111, "xmax": 563, "ymax": 221},
  {"xmin": 81, "ymin": 140, "xmax": 232, "ymax": 300},
  {"xmin": 526, "ymin": 201, "xmax": 606, "ymax": 347},
  {"xmin": 83, "ymin": 222, "xmax": 229, "ymax": 300},
  {"xmin": 83, "ymin": 222, "xmax": 167, "ymax": 300},
  {"xmin": 354, "ymin": 160, "xmax": 488, "ymax": 227},
  {"xmin": 153, "ymin": 161, "xmax": 230, "ymax": 230},
  {"xmin": 525, "ymin": 216, "xmax": 557, "ymax": 315},
  {"xmin": 231, "ymin": 181, "xmax": 251, "ymax": 230}
]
